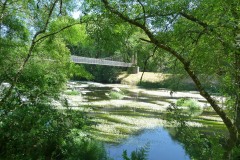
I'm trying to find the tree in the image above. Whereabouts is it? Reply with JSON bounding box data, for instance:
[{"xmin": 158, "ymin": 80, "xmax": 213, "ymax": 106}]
[
  {"xmin": 0, "ymin": 0, "xmax": 89, "ymax": 104},
  {"xmin": 82, "ymin": 0, "xmax": 240, "ymax": 158},
  {"xmin": 0, "ymin": 1, "xmax": 106, "ymax": 159}
]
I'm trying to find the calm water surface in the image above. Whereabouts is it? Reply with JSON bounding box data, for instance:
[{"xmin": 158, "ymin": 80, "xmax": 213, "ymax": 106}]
[{"xmin": 105, "ymin": 127, "xmax": 190, "ymax": 160}]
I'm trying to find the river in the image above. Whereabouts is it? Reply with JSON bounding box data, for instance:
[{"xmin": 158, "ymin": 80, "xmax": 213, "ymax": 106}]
[{"xmin": 62, "ymin": 81, "xmax": 224, "ymax": 160}]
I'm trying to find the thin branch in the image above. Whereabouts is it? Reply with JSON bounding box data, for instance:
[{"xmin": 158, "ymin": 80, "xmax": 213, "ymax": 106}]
[
  {"xmin": 180, "ymin": 12, "xmax": 208, "ymax": 28},
  {"xmin": 0, "ymin": 0, "xmax": 8, "ymax": 23},
  {"xmin": 136, "ymin": 0, "xmax": 146, "ymax": 25},
  {"xmin": 35, "ymin": 23, "xmax": 81, "ymax": 44},
  {"xmin": 140, "ymin": 46, "xmax": 157, "ymax": 84},
  {"xmin": 180, "ymin": 12, "xmax": 228, "ymax": 47},
  {"xmin": 133, "ymin": 12, "xmax": 176, "ymax": 21},
  {"xmin": 33, "ymin": 0, "xmax": 59, "ymax": 40}
]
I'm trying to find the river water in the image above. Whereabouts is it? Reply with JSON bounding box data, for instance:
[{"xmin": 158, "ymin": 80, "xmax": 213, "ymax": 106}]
[
  {"xmin": 105, "ymin": 127, "xmax": 190, "ymax": 160},
  {"xmin": 64, "ymin": 81, "xmax": 220, "ymax": 160}
]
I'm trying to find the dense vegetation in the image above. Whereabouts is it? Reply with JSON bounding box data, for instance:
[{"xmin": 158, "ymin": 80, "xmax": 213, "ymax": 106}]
[
  {"xmin": 0, "ymin": 0, "xmax": 106, "ymax": 159},
  {"xmin": 1, "ymin": 0, "xmax": 240, "ymax": 159}
]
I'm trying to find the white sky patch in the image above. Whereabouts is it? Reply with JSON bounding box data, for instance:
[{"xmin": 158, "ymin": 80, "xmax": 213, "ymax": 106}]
[{"xmin": 72, "ymin": 11, "xmax": 81, "ymax": 19}]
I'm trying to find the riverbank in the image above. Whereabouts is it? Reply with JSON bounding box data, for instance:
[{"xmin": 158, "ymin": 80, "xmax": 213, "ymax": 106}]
[
  {"xmin": 117, "ymin": 72, "xmax": 218, "ymax": 92},
  {"xmin": 117, "ymin": 72, "xmax": 171, "ymax": 85}
]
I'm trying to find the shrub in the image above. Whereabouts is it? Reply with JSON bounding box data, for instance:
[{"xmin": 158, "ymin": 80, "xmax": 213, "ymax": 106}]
[
  {"xmin": 0, "ymin": 103, "xmax": 108, "ymax": 160},
  {"xmin": 62, "ymin": 129, "xmax": 108, "ymax": 160},
  {"xmin": 175, "ymin": 98, "xmax": 202, "ymax": 116},
  {"xmin": 108, "ymin": 91, "xmax": 124, "ymax": 99}
]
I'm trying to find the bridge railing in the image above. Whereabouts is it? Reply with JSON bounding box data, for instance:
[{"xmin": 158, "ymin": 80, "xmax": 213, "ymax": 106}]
[{"xmin": 71, "ymin": 55, "xmax": 133, "ymax": 67}]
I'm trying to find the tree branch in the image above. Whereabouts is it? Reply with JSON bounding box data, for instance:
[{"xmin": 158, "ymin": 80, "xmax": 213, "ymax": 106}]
[
  {"xmin": 136, "ymin": 0, "xmax": 146, "ymax": 25},
  {"xmin": 140, "ymin": 46, "xmax": 157, "ymax": 84},
  {"xmin": 180, "ymin": 12, "xmax": 208, "ymax": 28},
  {"xmin": 101, "ymin": 0, "xmax": 238, "ymax": 150},
  {"xmin": 35, "ymin": 23, "xmax": 81, "ymax": 44},
  {"xmin": 180, "ymin": 12, "xmax": 228, "ymax": 47}
]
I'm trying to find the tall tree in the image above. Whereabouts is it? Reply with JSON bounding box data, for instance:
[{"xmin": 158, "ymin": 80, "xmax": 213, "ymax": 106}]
[{"xmin": 82, "ymin": 0, "xmax": 240, "ymax": 158}]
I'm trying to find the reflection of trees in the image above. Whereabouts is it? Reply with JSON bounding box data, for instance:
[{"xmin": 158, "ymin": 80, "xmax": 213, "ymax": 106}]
[
  {"xmin": 166, "ymin": 106, "xmax": 226, "ymax": 160},
  {"xmin": 166, "ymin": 126, "xmax": 224, "ymax": 160}
]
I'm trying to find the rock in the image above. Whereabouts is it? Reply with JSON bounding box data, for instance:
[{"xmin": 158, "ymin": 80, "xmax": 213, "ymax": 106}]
[{"xmin": 111, "ymin": 87, "xmax": 121, "ymax": 92}]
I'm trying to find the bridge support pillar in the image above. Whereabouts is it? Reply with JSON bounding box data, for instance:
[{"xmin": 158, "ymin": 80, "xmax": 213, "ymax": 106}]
[{"xmin": 128, "ymin": 66, "xmax": 139, "ymax": 74}]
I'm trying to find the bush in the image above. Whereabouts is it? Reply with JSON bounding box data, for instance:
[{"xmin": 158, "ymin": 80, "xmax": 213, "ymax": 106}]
[
  {"xmin": 76, "ymin": 64, "xmax": 122, "ymax": 83},
  {"xmin": 0, "ymin": 103, "xmax": 108, "ymax": 160},
  {"xmin": 176, "ymin": 98, "xmax": 202, "ymax": 115},
  {"xmin": 108, "ymin": 91, "xmax": 125, "ymax": 99},
  {"xmin": 62, "ymin": 129, "xmax": 107, "ymax": 160}
]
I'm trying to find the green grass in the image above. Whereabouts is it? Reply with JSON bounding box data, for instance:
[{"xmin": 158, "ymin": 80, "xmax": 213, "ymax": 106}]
[{"xmin": 65, "ymin": 90, "xmax": 80, "ymax": 95}]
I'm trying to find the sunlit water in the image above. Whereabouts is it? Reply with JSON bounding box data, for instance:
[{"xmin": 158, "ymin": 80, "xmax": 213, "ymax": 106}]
[
  {"xmin": 66, "ymin": 81, "xmax": 213, "ymax": 160},
  {"xmin": 105, "ymin": 127, "xmax": 190, "ymax": 160}
]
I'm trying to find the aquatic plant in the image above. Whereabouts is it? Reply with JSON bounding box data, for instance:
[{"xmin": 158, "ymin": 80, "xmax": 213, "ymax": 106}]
[
  {"xmin": 108, "ymin": 91, "xmax": 125, "ymax": 99},
  {"xmin": 176, "ymin": 98, "xmax": 201, "ymax": 109}
]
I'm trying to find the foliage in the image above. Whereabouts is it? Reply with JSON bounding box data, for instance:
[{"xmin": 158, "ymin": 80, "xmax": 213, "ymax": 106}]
[
  {"xmin": 78, "ymin": 65, "xmax": 122, "ymax": 83},
  {"xmin": 108, "ymin": 91, "xmax": 124, "ymax": 99},
  {"xmin": 62, "ymin": 129, "xmax": 108, "ymax": 160},
  {"xmin": 86, "ymin": 0, "xmax": 240, "ymax": 158},
  {"xmin": 0, "ymin": 1, "xmax": 105, "ymax": 159},
  {"xmin": 122, "ymin": 145, "xmax": 149, "ymax": 160},
  {"xmin": 0, "ymin": 103, "xmax": 85, "ymax": 159},
  {"xmin": 166, "ymin": 106, "xmax": 224, "ymax": 160},
  {"xmin": 176, "ymin": 98, "xmax": 201, "ymax": 110},
  {"xmin": 232, "ymin": 145, "xmax": 240, "ymax": 160},
  {"xmin": 171, "ymin": 125, "xmax": 224, "ymax": 160}
]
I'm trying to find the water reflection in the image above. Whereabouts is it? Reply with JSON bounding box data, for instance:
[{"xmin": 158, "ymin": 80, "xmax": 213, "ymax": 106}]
[
  {"xmin": 105, "ymin": 127, "xmax": 190, "ymax": 160},
  {"xmin": 65, "ymin": 81, "xmax": 223, "ymax": 159}
]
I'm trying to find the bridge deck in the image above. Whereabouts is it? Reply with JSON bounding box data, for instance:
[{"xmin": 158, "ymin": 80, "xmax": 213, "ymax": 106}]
[{"xmin": 71, "ymin": 55, "xmax": 132, "ymax": 67}]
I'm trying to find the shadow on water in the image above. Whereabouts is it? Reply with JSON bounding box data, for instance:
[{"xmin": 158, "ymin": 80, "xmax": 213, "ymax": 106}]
[{"xmin": 105, "ymin": 127, "xmax": 190, "ymax": 160}]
